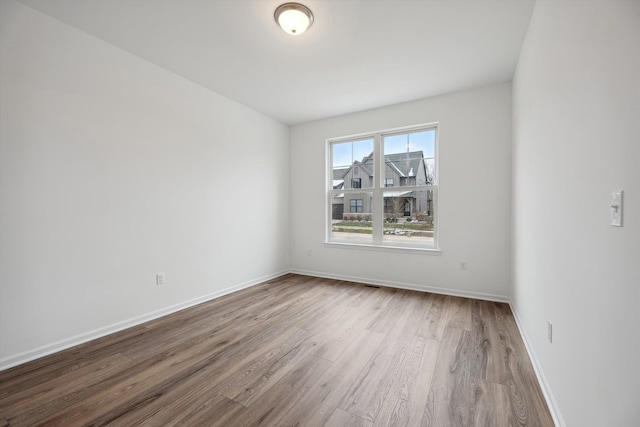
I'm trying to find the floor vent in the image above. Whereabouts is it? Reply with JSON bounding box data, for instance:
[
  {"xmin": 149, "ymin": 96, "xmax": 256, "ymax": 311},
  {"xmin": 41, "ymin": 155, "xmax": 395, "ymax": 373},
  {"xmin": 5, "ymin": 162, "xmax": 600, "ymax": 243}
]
[{"xmin": 364, "ymin": 284, "xmax": 380, "ymax": 289}]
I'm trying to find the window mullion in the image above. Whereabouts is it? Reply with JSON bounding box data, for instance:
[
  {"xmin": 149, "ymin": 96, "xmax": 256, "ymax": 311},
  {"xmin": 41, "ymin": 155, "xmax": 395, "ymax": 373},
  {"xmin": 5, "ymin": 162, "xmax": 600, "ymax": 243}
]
[{"xmin": 372, "ymin": 134, "xmax": 383, "ymax": 244}]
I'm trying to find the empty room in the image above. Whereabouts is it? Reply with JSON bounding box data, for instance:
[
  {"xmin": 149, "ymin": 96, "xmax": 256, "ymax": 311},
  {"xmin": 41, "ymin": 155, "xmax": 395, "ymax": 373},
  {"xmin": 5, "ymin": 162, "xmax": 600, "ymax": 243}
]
[{"xmin": 1, "ymin": 0, "xmax": 638, "ymax": 426}]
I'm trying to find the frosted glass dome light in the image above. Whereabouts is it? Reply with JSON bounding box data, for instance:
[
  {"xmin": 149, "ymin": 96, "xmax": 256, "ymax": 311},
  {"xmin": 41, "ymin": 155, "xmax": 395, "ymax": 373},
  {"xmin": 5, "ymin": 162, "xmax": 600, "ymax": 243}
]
[{"xmin": 275, "ymin": 3, "xmax": 314, "ymax": 35}]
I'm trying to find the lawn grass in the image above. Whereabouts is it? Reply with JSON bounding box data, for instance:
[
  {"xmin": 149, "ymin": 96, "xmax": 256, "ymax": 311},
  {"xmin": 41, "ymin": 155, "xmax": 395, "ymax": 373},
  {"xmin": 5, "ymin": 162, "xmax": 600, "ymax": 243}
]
[{"xmin": 333, "ymin": 221, "xmax": 433, "ymax": 231}]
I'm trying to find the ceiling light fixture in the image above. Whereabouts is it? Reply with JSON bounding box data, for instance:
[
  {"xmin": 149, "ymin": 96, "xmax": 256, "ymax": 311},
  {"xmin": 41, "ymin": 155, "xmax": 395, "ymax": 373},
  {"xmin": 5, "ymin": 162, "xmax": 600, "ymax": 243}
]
[{"xmin": 274, "ymin": 3, "xmax": 314, "ymax": 36}]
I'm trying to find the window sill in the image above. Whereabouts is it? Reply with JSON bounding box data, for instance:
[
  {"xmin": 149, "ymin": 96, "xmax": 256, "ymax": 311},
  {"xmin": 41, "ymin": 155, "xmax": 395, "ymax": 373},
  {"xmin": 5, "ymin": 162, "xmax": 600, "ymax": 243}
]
[{"xmin": 324, "ymin": 241, "xmax": 441, "ymax": 254}]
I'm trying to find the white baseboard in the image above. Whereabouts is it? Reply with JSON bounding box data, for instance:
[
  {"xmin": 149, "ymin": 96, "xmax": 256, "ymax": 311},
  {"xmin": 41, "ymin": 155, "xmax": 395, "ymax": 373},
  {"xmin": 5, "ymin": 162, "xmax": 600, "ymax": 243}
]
[
  {"xmin": 289, "ymin": 268, "xmax": 510, "ymax": 303},
  {"xmin": 0, "ymin": 269, "xmax": 289, "ymax": 372},
  {"xmin": 508, "ymin": 302, "xmax": 565, "ymax": 427}
]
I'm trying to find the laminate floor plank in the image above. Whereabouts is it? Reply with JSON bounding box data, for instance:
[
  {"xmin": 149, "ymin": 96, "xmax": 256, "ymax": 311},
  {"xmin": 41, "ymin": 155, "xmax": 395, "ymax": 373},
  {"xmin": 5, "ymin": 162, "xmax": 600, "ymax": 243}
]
[
  {"xmin": 494, "ymin": 304, "xmax": 555, "ymax": 427},
  {"xmin": 4, "ymin": 352, "xmax": 174, "ymax": 427},
  {"xmin": 372, "ymin": 335, "xmax": 440, "ymax": 427},
  {"xmin": 326, "ymin": 408, "xmax": 374, "ymax": 427},
  {"xmin": 471, "ymin": 378, "xmax": 513, "ymax": 427},
  {"xmin": 111, "ymin": 329, "xmax": 308, "ymax": 425},
  {"xmin": 0, "ymin": 274, "xmax": 553, "ymax": 427},
  {"xmin": 471, "ymin": 300, "xmax": 510, "ymax": 385},
  {"xmin": 224, "ymin": 355, "xmax": 333, "ymax": 427},
  {"xmin": 160, "ymin": 395, "xmax": 244, "ymax": 427},
  {"xmin": 223, "ymin": 278, "xmax": 340, "ymax": 337},
  {"xmin": 288, "ymin": 283, "xmax": 362, "ymax": 332},
  {"xmin": 0, "ymin": 353, "xmax": 132, "ymax": 418},
  {"xmin": 208, "ymin": 327, "xmax": 308, "ymax": 398},
  {"xmin": 416, "ymin": 292, "xmax": 448, "ymax": 340},
  {"xmin": 339, "ymin": 292, "xmax": 429, "ymax": 421},
  {"xmin": 364, "ymin": 288, "xmax": 403, "ymax": 333},
  {"xmin": 120, "ymin": 307, "xmax": 252, "ymax": 361},
  {"xmin": 256, "ymin": 280, "xmax": 349, "ymax": 331},
  {"xmin": 17, "ymin": 332, "xmax": 238, "ymax": 427},
  {"xmin": 216, "ymin": 317, "xmax": 307, "ymax": 362},
  {"xmin": 443, "ymin": 296, "xmax": 474, "ymax": 331},
  {"xmin": 338, "ymin": 284, "xmax": 379, "ymax": 308},
  {"xmin": 101, "ymin": 356, "xmax": 235, "ymax": 427},
  {"xmin": 423, "ymin": 327, "xmax": 474, "ymax": 427},
  {"xmin": 222, "ymin": 335, "xmax": 314, "ymax": 406},
  {"xmin": 308, "ymin": 296, "xmax": 383, "ymax": 362},
  {"xmin": 266, "ymin": 329, "xmax": 387, "ymax": 427},
  {"xmin": 0, "ymin": 324, "xmax": 150, "ymax": 393}
]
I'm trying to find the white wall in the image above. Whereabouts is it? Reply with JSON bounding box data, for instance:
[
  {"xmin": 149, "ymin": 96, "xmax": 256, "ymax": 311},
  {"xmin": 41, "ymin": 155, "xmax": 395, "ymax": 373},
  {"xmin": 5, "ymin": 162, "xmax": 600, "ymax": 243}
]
[
  {"xmin": 290, "ymin": 83, "xmax": 513, "ymax": 300},
  {"xmin": 0, "ymin": 0, "xmax": 289, "ymax": 368},
  {"xmin": 512, "ymin": 1, "xmax": 640, "ymax": 426}
]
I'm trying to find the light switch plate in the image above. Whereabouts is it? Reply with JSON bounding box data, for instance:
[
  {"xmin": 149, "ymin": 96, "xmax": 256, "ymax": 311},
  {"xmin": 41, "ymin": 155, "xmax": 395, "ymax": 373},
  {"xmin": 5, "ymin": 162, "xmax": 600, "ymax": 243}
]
[{"xmin": 611, "ymin": 191, "xmax": 623, "ymax": 227}]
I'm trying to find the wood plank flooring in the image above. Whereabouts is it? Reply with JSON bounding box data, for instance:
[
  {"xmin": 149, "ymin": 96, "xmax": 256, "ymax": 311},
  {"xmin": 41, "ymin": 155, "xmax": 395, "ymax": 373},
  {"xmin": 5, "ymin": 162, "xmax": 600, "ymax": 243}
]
[{"xmin": 0, "ymin": 274, "xmax": 554, "ymax": 426}]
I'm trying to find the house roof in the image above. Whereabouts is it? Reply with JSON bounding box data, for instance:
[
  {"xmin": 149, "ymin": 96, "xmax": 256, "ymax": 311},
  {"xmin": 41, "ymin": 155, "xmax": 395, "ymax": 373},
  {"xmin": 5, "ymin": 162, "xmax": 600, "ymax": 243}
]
[
  {"xmin": 384, "ymin": 151, "xmax": 425, "ymax": 179},
  {"xmin": 354, "ymin": 161, "xmax": 373, "ymax": 177},
  {"xmin": 386, "ymin": 161, "xmax": 406, "ymax": 178},
  {"xmin": 333, "ymin": 167, "xmax": 349, "ymax": 180},
  {"xmin": 332, "ymin": 150, "xmax": 426, "ymax": 183}
]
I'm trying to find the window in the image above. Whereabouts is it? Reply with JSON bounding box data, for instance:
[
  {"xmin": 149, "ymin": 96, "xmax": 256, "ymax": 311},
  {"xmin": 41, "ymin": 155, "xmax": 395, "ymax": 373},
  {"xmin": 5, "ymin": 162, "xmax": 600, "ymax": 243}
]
[{"xmin": 327, "ymin": 124, "xmax": 437, "ymax": 249}]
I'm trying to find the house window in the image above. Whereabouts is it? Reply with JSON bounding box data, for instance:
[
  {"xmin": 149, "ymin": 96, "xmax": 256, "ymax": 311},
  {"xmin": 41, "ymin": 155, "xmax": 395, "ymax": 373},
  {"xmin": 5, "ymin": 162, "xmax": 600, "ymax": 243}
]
[{"xmin": 328, "ymin": 124, "xmax": 438, "ymax": 249}]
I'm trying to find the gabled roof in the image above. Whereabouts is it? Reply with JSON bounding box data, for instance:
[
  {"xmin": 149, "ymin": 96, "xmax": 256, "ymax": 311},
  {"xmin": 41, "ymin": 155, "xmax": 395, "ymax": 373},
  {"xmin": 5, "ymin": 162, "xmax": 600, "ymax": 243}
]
[
  {"xmin": 334, "ymin": 158, "xmax": 373, "ymax": 182},
  {"xmin": 384, "ymin": 151, "xmax": 425, "ymax": 179},
  {"xmin": 332, "ymin": 150, "xmax": 426, "ymax": 182},
  {"xmin": 386, "ymin": 160, "xmax": 406, "ymax": 177},
  {"xmin": 333, "ymin": 167, "xmax": 349, "ymax": 180},
  {"xmin": 354, "ymin": 161, "xmax": 373, "ymax": 177}
]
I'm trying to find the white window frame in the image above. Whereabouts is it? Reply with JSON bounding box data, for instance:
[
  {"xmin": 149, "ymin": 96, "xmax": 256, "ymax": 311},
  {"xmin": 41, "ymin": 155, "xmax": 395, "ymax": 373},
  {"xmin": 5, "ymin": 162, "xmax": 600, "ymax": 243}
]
[{"xmin": 325, "ymin": 123, "xmax": 440, "ymax": 252}]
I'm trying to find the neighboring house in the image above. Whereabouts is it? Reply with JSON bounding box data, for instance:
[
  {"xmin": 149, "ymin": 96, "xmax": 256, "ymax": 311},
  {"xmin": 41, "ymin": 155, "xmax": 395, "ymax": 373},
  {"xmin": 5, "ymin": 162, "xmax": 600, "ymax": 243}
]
[
  {"xmin": 332, "ymin": 151, "xmax": 434, "ymax": 222},
  {"xmin": 331, "ymin": 167, "xmax": 348, "ymax": 220}
]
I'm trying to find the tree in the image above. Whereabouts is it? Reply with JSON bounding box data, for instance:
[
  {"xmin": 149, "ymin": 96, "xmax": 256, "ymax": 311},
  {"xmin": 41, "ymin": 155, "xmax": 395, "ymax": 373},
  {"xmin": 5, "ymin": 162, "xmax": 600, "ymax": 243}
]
[
  {"xmin": 425, "ymin": 159, "xmax": 435, "ymax": 185},
  {"xmin": 387, "ymin": 194, "xmax": 408, "ymax": 234}
]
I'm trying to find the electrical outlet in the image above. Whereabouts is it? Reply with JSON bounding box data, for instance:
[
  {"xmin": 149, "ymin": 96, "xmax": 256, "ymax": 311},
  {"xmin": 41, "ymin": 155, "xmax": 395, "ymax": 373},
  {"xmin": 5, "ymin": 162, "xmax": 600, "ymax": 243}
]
[
  {"xmin": 156, "ymin": 273, "xmax": 165, "ymax": 285},
  {"xmin": 548, "ymin": 321, "xmax": 553, "ymax": 343},
  {"xmin": 459, "ymin": 261, "xmax": 467, "ymax": 270}
]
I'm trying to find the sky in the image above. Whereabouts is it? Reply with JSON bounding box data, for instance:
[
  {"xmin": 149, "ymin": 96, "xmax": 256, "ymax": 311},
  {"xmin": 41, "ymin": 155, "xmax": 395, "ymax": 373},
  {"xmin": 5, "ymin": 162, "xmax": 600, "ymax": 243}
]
[{"xmin": 332, "ymin": 129, "xmax": 435, "ymax": 168}]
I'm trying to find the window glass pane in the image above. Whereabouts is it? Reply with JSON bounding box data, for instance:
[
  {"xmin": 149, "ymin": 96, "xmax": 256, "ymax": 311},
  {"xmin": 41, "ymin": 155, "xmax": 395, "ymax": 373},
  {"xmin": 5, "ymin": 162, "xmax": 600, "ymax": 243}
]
[
  {"xmin": 332, "ymin": 138, "xmax": 374, "ymax": 189},
  {"xmin": 330, "ymin": 191, "xmax": 373, "ymax": 242},
  {"xmin": 383, "ymin": 129, "xmax": 435, "ymax": 186},
  {"xmin": 383, "ymin": 189, "xmax": 435, "ymax": 246}
]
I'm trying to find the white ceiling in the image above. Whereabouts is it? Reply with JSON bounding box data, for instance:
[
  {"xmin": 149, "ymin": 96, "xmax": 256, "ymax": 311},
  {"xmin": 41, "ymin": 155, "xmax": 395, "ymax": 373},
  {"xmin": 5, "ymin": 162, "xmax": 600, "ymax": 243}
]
[{"xmin": 18, "ymin": 0, "xmax": 535, "ymax": 125}]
